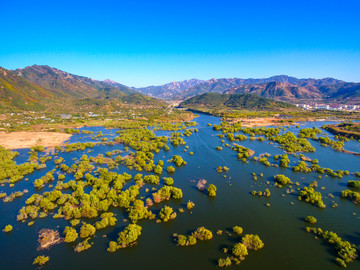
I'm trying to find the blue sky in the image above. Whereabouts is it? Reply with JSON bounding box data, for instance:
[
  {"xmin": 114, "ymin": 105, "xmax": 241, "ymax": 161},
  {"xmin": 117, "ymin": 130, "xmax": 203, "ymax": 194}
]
[{"xmin": 1, "ymin": 0, "xmax": 359, "ymax": 87}]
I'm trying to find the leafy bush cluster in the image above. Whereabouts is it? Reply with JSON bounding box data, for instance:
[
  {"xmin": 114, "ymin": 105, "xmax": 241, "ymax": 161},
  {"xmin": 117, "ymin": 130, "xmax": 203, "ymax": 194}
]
[
  {"xmin": 176, "ymin": 226, "xmax": 213, "ymax": 246},
  {"xmin": 341, "ymin": 190, "xmax": 360, "ymax": 204},
  {"xmin": 306, "ymin": 227, "xmax": 359, "ymax": 267},
  {"xmin": 218, "ymin": 233, "xmax": 264, "ymax": 267},
  {"xmin": 270, "ymin": 131, "xmax": 315, "ymax": 153},
  {"xmin": 108, "ymin": 224, "xmax": 142, "ymax": 252},
  {"xmin": 274, "ymin": 174, "xmax": 292, "ymax": 186},
  {"xmin": 298, "ymin": 184, "xmax": 325, "ymax": 208}
]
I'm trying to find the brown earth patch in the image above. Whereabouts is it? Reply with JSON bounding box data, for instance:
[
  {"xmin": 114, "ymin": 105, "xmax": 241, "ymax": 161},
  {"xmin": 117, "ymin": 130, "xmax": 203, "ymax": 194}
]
[
  {"xmin": 0, "ymin": 132, "xmax": 72, "ymax": 149},
  {"xmin": 229, "ymin": 117, "xmax": 295, "ymax": 127}
]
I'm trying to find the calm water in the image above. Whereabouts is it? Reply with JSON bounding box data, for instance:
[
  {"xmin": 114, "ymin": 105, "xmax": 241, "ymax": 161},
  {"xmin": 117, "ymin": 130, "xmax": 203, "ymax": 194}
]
[{"xmin": 1, "ymin": 113, "xmax": 359, "ymax": 270}]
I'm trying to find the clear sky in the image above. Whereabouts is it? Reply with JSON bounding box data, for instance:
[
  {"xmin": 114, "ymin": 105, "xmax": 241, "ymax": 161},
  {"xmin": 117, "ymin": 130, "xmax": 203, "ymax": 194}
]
[{"xmin": 1, "ymin": 0, "xmax": 359, "ymax": 87}]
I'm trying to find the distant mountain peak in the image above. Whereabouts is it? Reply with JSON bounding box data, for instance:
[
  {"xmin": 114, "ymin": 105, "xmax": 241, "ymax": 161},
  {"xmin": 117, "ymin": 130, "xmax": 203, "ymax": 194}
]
[
  {"xmin": 207, "ymin": 78, "xmax": 218, "ymax": 83},
  {"xmin": 103, "ymin": 79, "xmax": 118, "ymax": 84},
  {"xmin": 136, "ymin": 78, "xmax": 206, "ymax": 99}
]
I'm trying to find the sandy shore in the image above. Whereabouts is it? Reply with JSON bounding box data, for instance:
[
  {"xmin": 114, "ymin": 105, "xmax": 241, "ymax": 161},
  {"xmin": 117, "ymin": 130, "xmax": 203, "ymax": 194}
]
[{"xmin": 0, "ymin": 132, "xmax": 72, "ymax": 150}]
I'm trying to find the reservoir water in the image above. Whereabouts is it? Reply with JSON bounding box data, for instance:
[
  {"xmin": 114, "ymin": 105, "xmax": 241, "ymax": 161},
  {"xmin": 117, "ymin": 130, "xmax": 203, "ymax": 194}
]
[{"xmin": 0, "ymin": 113, "xmax": 359, "ymax": 269}]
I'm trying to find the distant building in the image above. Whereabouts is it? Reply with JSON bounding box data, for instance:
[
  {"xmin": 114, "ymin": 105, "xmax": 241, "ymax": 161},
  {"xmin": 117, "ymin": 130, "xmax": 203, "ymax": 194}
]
[
  {"xmin": 88, "ymin": 112, "xmax": 99, "ymax": 117},
  {"xmin": 296, "ymin": 104, "xmax": 312, "ymax": 110},
  {"xmin": 347, "ymin": 105, "xmax": 359, "ymax": 110},
  {"xmin": 60, "ymin": 114, "xmax": 72, "ymax": 119},
  {"xmin": 315, "ymin": 104, "xmax": 330, "ymax": 110}
]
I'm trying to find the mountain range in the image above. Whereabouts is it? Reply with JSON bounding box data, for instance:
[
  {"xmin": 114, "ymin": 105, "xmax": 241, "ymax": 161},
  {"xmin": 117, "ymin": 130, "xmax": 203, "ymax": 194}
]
[
  {"xmin": 1, "ymin": 65, "xmax": 360, "ymax": 113},
  {"xmin": 134, "ymin": 75, "xmax": 360, "ymax": 104}
]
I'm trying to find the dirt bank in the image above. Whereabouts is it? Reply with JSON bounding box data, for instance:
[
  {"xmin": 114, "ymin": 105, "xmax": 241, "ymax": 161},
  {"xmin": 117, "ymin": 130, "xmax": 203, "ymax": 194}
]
[
  {"xmin": 229, "ymin": 117, "xmax": 296, "ymax": 127},
  {"xmin": 0, "ymin": 132, "xmax": 72, "ymax": 149}
]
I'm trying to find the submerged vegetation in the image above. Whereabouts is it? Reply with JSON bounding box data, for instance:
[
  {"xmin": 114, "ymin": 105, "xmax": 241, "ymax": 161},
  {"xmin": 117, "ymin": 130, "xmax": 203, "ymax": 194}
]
[
  {"xmin": 0, "ymin": 146, "xmax": 42, "ymax": 185},
  {"xmin": 305, "ymin": 216, "xmax": 317, "ymax": 224},
  {"xmin": 298, "ymin": 183, "xmax": 326, "ymax": 208},
  {"xmin": 174, "ymin": 225, "xmax": 264, "ymax": 267},
  {"xmin": 116, "ymin": 224, "xmax": 142, "ymax": 249},
  {"xmin": 347, "ymin": 180, "xmax": 360, "ymax": 189},
  {"xmin": 175, "ymin": 226, "xmax": 213, "ymax": 246},
  {"xmin": 3, "ymin": 224, "xmax": 13, "ymax": 232},
  {"xmin": 341, "ymin": 190, "xmax": 360, "ymax": 204},
  {"xmin": 274, "ymin": 174, "xmax": 293, "ymax": 186},
  {"xmin": 217, "ymin": 231, "xmax": 264, "ymax": 268},
  {"xmin": 32, "ymin": 255, "xmax": 50, "ymax": 266}
]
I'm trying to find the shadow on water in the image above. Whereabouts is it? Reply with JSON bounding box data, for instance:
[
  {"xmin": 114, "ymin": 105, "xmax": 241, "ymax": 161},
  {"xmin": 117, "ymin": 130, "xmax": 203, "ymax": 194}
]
[
  {"xmin": 107, "ymin": 225, "xmax": 127, "ymax": 241},
  {"xmin": 342, "ymin": 232, "xmax": 360, "ymax": 244}
]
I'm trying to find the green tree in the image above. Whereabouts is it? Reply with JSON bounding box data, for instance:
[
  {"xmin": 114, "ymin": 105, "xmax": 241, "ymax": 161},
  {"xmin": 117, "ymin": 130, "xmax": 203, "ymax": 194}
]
[
  {"xmin": 159, "ymin": 206, "xmax": 177, "ymax": 222},
  {"xmin": 117, "ymin": 224, "xmax": 142, "ymax": 248},
  {"xmin": 187, "ymin": 201, "xmax": 195, "ymax": 210},
  {"xmin": 305, "ymin": 216, "xmax": 317, "ymax": 224},
  {"xmin": 33, "ymin": 255, "xmax": 49, "ymax": 266},
  {"xmin": 241, "ymin": 234, "xmax": 264, "ymax": 250},
  {"xmin": 80, "ymin": 223, "xmax": 96, "ymax": 238},
  {"xmin": 107, "ymin": 241, "xmax": 118, "ymax": 252},
  {"xmin": 192, "ymin": 227, "xmax": 213, "ymax": 240},
  {"xmin": 218, "ymin": 257, "xmax": 232, "ymax": 267},
  {"xmin": 274, "ymin": 174, "xmax": 292, "ymax": 186},
  {"xmin": 232, "ymin": 243, "xmax": 248, "ymax": 260},
  {"xmin": 166, "ymin": 166, "xmax": 175, "ymax": 173},
  {"xmin": 233, "ymin": 226, "xmax": 243, "ymax": 235},
  {"xmin": 3, "ymin": 224, "xmax": 13, "ymax": 233},
  {"xmin": 177, "ymin": 235, "xmax": 187, "ymax": 246},
  {"xmin": 153, "ymin": 165, "xmax": 163, "ymax": 174},
  {"xmin": 63, "ymin": 226, "xmax": 78, "ymax": 242},
  {"xmin": 163, "ymin": 177, "xmax": 174, "ymax": 186},
  {"xmin": 207, "ymin": 184, "xmax": 217, "ymax": 197}
]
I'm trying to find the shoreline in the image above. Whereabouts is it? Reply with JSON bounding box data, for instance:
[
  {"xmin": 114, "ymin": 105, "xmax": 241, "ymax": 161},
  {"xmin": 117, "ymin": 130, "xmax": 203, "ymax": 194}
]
[
  {"xmin": 341, "ymin": 149, "xmax": 360, "ymax": 157},
  {"xmin": 0, "ymin": 132, "xmax": 72, "ymax": 150},
  {"xmin": 227, "ymin": 117, "xmax": 350, "ymax": 128}
]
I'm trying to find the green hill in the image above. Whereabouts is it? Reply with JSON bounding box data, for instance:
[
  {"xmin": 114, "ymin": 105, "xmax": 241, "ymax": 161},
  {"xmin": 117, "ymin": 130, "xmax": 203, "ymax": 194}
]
[
  {"xmin": 16, "ymin": 65, "xmax": 138, "ymax": 99},
  {"xmin": 179, "ymin": 93, "xmax": 297, "ymax": 112}
]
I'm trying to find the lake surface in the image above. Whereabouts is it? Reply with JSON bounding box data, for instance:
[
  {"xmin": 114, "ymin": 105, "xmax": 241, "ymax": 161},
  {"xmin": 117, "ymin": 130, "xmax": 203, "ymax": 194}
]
[{"xmin": 1, "ymin": 113, "xmax": 359, "ymax": 270}]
